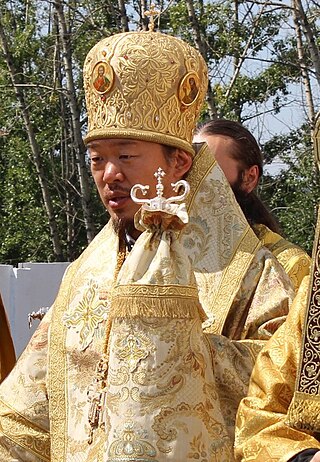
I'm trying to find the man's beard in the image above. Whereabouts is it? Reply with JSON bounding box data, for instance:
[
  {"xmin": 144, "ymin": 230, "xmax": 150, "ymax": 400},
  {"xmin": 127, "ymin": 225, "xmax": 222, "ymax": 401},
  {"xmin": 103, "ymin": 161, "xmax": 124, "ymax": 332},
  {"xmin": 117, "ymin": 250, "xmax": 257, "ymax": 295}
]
[
  {"xmin": 231, "ymin": 181, "xmax": 248, "ymax": 206},
  {"xmin": 111, "ymin": 216, "xmax": 135, "ymax": 239},
  {"xmin": 231, "ymin": 174, "xmax": 257, "ymax": 226}
]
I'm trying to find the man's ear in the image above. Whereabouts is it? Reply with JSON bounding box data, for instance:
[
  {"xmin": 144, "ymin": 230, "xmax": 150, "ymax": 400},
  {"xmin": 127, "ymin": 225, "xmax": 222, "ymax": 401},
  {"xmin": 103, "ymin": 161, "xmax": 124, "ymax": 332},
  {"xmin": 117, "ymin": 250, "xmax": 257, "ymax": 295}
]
[
  {"xmin": 173, "ymin": 150, "xmax": 193, "ymax": 179},
  {"xmin": 242, "ymin": 165, "xmax": 260, "ymax": 193}
]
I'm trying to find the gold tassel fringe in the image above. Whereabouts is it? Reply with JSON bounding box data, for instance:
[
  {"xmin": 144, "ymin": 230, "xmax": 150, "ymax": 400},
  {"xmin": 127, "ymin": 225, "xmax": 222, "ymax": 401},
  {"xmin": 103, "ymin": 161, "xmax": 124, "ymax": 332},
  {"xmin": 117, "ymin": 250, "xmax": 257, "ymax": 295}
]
[{"xmin": 109, "ymin": 284, "xmax": 206, "ymax": 321}]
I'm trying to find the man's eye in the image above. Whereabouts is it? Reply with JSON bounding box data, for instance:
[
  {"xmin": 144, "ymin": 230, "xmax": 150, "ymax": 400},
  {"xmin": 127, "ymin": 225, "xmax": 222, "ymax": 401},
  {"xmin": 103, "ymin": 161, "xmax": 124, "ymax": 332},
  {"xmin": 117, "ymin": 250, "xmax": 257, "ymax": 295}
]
[
  {"xmin": 119, "ymin": 154, "xmax": 134, "ymax": 160},
  {"xmin": 90, "ymin": 156, "xmax": 103, "ymax": 163}
]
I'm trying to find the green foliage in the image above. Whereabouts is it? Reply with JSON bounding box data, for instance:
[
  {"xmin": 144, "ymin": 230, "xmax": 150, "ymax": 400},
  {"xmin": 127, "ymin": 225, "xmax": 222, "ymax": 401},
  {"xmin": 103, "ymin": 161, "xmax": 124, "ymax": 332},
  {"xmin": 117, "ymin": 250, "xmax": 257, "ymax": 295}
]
[
  {"xmin": 0, "ymin": 136, "xmax": 52, "ymax": 263},
  {"xmin": 0, "ymin": 0, "xmax": 109, "ymax": 263},
  {"xmin": 260, "ymin": 128, "xmax": 319, "ymax": 254},
  {"xmin": 169, "ymin": 0, "xmax": 305, "ymax": 121},
  {"xmin": 0, "ymin": 0, "xmax": 318, "ymax": 264}
]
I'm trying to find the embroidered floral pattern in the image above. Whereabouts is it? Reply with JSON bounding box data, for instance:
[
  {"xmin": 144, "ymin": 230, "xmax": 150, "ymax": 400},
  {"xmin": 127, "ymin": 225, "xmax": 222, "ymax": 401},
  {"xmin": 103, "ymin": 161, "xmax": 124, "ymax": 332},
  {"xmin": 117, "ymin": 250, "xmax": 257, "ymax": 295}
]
[
  {"xmin": 108, "ymin": 420, "xmax": 158, "ymax": 461},
  {"xmin": 63, "ymin": 279, "xmax": 109, "ymax": 350},
  {"xmin": 115, "ymin": 330, "xmax": 156, "ymax": 373}
]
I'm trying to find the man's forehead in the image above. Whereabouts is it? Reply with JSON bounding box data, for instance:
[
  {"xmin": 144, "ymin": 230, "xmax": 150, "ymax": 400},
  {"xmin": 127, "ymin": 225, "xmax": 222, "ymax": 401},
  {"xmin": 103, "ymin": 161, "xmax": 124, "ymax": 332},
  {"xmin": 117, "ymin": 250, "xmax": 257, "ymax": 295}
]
[{"xmin": 87, "ymin": 139, "xmax": 138, "ymax": 150}]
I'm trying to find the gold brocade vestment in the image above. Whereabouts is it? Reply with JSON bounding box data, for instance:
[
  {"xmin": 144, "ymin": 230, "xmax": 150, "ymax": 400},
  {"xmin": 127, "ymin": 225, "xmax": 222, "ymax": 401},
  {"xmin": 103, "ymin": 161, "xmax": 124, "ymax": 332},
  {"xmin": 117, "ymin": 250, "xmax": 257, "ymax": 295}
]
[
  {"xmin": 235, "ymin": 208, "xmax": 320, "ymax": 461},
  {"xmin": 0, "ymin": 145, "xmax": 294, "ymax": 462},
  {"xmin": 88, "ymin": 188, "xmax": 236, "ymax": 461},
  {"xmin": 253, "ymin": 223, "xmax": 311, "ymax": 293},
  {"xmin": 235, "ymin": 113, "xmax": 320, "ymax": 461},
  {"xmin": 234, "ymin": 275, "xmax": 320, "ymax": 462}
]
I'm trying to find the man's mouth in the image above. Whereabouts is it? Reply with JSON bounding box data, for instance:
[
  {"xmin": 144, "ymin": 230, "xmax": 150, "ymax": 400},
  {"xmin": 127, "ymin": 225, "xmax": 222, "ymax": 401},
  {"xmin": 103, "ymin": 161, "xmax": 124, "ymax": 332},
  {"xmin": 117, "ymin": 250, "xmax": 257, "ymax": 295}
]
[{"xmin": 106, "ymin": 192, "xmax": 131, "ymax": 209}]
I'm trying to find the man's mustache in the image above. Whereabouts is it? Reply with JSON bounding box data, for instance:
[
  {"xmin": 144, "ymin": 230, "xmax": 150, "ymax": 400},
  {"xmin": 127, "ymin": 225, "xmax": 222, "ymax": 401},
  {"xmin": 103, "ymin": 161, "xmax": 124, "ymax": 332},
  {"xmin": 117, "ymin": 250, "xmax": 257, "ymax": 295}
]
[{"xmin": 107, "ymin": 184, "xmax": 131, "ymax": 194}]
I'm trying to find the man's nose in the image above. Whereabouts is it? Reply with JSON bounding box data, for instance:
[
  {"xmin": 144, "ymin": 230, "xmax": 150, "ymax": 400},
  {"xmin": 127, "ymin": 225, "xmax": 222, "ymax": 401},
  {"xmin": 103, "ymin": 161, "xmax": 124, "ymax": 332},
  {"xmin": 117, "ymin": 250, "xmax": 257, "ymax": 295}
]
[{"xmin": 102, "ymin": 161, "xmax": 124, "ymax": 183}]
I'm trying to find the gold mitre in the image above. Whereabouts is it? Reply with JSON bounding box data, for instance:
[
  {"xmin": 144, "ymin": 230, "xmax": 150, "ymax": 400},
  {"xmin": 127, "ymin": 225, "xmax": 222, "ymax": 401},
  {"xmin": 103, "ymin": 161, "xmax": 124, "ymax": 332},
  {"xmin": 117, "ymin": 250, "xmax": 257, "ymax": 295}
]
[{"xmin": 83, "ymin": 30, "xmax": 208, "ymax": 155}]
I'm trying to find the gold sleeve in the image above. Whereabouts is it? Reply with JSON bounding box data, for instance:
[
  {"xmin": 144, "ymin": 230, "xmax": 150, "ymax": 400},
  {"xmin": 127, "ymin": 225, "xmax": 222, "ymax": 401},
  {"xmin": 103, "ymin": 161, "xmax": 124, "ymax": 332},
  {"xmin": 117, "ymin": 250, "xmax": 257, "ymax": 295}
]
[
  {"xmin": 235, "ymin": 276, "xmax": 320, "ymax": 461},
  {"xmin": 0, "ymin": 314, "xmax": 51, "ymax": 461},
  {"xmin": 207, "ymin": 335, "xmax": 266, "ymax": 445},
  {"xmin": 223, "ymin": 248, "xmax": 295, "ymax": 341},
  {"xmin": 277, "ymin": 247, "xmax": 311, "ymax": 292},
  {"xmin": 253, "ymin": 223, "xmax": 311, "ymax": 293}
]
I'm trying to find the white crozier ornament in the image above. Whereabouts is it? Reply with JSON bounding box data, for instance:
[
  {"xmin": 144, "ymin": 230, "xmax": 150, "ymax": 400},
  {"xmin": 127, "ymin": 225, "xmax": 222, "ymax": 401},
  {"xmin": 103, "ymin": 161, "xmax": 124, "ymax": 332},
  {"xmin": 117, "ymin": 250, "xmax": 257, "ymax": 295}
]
[{"xmin": 130, "ymin": 167, "xmax": 190, "ymax": 213}]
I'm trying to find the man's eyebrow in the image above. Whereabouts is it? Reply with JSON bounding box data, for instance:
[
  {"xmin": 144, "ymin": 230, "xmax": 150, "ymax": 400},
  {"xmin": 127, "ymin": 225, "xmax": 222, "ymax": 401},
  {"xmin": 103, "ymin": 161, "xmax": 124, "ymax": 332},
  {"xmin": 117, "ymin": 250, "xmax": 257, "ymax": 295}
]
[{"xmin": 116, "ymin": 140, "xmax": 138, "ymax": 146}]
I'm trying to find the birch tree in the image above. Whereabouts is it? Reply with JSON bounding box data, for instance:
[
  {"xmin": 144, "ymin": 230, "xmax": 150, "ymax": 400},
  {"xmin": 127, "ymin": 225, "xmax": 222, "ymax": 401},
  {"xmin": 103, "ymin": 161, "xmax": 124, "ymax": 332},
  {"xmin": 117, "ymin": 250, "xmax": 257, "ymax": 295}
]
[
  {"xmin": 0, "ymin": 9, "xmax": 64, "ymax": 261},
  {"xmin": 53, "ymin": 0, "xmax": 96, "ymax": 243}
]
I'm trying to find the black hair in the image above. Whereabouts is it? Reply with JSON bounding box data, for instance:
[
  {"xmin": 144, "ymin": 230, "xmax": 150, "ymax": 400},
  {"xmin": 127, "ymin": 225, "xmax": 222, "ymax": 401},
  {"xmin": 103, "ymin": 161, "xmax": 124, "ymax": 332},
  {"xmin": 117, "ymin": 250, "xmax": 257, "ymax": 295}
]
[{"xmin": 196, "ymin": 119, "xmax": 281, "ymax": 233}]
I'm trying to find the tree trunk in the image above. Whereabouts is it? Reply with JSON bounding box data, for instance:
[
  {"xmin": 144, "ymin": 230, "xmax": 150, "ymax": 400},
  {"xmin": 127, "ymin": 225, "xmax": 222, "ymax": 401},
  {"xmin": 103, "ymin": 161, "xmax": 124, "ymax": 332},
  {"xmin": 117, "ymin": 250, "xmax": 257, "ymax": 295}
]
[
  {"xmin": 118, "ymin": 0, "xmax": 129, "ymax": 32},
  {"xmin": 185, "ymin": 0, "xmax": 217, "ymax": 118},
  {"xmin": 53, "ymin": 0, "xmax": 96, "ymax": 243},
  {"xmin": 294, "ymin": 0, "xmax": 320, "ymax": 86},
  {"xmin": 53, "ymin": 17, "xmax": 76, "ymax": 260},
  {"xmin": 314, "ymin": 112, "xmax": 320, "ymax": 172},
  {"xmin": 232, "ymin": 0, "xmax": 241, "ymax": 120},
  {"xmin": 224, "ymin": 4, "xmax": 265, "ymax": 102},
  {"xmin": 292, "ymin": 0, "xmax": 315, "ymax": 126},
  {"xmin": 0, "ymin": 17, "xmax": 64, "ymax": 261}
]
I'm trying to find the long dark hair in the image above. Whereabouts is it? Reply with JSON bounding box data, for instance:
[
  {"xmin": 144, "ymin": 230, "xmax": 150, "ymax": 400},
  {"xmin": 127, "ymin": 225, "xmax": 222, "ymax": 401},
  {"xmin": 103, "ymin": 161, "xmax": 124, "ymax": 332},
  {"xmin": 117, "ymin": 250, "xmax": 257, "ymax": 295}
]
[{"xmin": 196, "ymin": 119, "xmax": 281, "ymax": 233}]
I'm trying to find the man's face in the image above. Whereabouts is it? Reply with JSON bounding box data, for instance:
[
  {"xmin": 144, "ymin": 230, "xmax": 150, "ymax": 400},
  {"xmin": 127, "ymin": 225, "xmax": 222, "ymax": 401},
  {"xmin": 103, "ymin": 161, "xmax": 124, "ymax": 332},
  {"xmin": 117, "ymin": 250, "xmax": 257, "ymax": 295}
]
[
  {"xmin": 89, "ymin": 139, "xmax": 188, "ymax": 232},
  {"xmin": 194, "ymin": 133, "xmax": 241, "ymax": 186}
]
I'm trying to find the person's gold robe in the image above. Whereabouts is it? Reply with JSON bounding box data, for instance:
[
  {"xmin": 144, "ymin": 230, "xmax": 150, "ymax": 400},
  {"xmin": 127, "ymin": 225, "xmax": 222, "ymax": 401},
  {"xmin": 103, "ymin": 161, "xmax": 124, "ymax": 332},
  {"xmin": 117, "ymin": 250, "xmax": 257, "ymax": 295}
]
[
  {"xmin": 0, "ymin": 145, "xmax": 294, "ymax": 461},
  {"xmin": 235, "ymin": 207, "xmax": 320, "ymax": 461},
  {"xmin": 0, "ymin": 295, "xmax": 15, "ymax": 383},
  {"xmin": 253, "ymin": 224, "xmax": 310, "ymax": 293},
  {"xmin": 86, "ymin": 195, "xmax": 242, "ymax": 460},
  {"xmin": 235, "ymin": 276, "xmax": 320, "ymax": 461}
]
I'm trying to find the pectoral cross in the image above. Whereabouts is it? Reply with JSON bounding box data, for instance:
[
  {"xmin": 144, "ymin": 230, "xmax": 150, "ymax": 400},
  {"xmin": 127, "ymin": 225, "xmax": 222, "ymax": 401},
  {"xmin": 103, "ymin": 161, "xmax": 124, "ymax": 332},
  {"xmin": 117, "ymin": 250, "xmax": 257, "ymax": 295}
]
[
  {"xmin": 87, "ymin": 354, "xmax": 108, "ymax": 444},
  {"xmin": 144, "ymin": 3, "xmax": 159, "ymax": 32}
]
